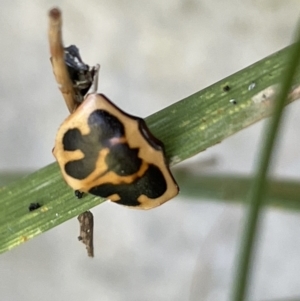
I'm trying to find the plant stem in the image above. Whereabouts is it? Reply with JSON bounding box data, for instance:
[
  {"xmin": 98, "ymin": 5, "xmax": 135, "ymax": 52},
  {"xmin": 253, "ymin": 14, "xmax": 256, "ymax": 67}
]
[{"xmin": 231, "ymin": 24, "xmax": 300, "ymax": 301}]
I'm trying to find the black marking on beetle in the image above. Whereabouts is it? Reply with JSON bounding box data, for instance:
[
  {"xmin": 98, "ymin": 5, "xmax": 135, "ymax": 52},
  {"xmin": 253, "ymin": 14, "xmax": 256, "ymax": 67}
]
[
  {"xmin": 89, "ymin": 164, "xmax": 167, "ymax": 206},
  {"xmin": 138, "ymin": 119, "xmax": 164, "ymax": 151},
  {"xmin": 63, "ymin": 109, "xmax": 127, "ymax": 180},
  {"xmin": 28, "ymin": 203, "xmax": 41, "ymax": 211},
  {"xmin": 88, "ymin": 109, "xmax": 125, "ymax": 142},
  {"xmin": 106, "ymin": 144, "xmax": 142, "ymax": 176}
]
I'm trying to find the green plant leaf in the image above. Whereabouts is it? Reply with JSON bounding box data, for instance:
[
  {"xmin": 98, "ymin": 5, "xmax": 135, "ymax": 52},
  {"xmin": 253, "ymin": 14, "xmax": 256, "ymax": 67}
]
[
  {"xmin": 230, "ymin": 27, "xmax": 300, "ymax": 301},
  {"xmin": 1, "ymin": 44, "xmax": 300, "ymax": 254},
  {"xmin": 175, "ymin": 171, "xmax": 300, "ymax": 211}
]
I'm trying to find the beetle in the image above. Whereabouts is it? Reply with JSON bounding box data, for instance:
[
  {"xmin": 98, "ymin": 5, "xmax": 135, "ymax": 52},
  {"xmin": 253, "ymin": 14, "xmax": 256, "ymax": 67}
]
[{"xmin": 53, "ymin": 93, "xmax": 179, "ymax": 209}]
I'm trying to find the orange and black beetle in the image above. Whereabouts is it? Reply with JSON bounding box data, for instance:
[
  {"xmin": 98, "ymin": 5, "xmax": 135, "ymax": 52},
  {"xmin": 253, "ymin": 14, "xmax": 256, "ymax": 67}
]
[{"xmin": 53, "ymin": 93, "xmax": 179, "ymax": 209}]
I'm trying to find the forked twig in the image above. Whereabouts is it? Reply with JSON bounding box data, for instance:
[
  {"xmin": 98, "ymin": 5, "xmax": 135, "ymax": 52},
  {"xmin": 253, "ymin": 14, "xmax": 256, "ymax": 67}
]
[
  {"xmin": 48, "ymin": 8, "xmax": 100, "ymax": 113},
  {"xmin": 48, "ymin": 8, "xmax": 77, "ymax": 113}
]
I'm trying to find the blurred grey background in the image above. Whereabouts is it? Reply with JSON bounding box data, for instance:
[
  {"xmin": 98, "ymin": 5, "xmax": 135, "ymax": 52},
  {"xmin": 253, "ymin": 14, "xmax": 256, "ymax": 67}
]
[{"xmin": 1, "ymin": 1, "xmax": 300, "ymax": 300}]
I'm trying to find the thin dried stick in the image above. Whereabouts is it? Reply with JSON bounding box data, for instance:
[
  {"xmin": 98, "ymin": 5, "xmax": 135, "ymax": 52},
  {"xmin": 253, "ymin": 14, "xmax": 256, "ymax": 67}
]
[
  {"xmin": 49, "ymin": 8, "xmax": 97, "ymax": 257},
  {"xmin": 48, "ymin": 8, "xmax": 77, "ymax": 113},
  {"xmin": 89, "ymin": 64, "xmax": 100, "ymax": 93},
  {"xmin": 78, "ymin": 211, "xmax": 94, "ymax": 257}
]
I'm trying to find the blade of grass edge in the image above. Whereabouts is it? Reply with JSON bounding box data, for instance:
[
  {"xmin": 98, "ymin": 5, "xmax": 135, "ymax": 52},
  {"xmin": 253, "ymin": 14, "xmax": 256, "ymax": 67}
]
[
  {"xmin": 230, "ymin": 24, "xmax": 300, "ymax": 301},
  {"xmin": 1, "ymin": 44, "xmax": 300, "ymax": 254}
]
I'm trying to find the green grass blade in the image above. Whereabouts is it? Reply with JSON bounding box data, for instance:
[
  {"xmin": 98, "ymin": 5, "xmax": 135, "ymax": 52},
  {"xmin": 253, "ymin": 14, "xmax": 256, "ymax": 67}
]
[
  {"xmin": 0, "ymin": 164, "xmax": 105, "ymax": 253},
  {"xmin": 1, "ymin": 44, "xmax": 300, "ymax": 254},
  {"xmin": 175, "ymin": 172, "xmax": 300, "ymax": 211},
  {"xmin": 147, "ymin": 43, "xmax": 300, "ymax": 165},
  {"xmin": 230, "ymin": 26, "xmax": 300, "ymax": 301}
]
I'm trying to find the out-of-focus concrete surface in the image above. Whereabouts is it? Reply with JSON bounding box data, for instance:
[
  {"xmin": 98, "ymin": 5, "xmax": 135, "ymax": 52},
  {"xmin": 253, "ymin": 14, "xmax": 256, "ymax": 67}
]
[{"xmin": 1, "ymin": 1, "xmax": 300, "ymax": 300}]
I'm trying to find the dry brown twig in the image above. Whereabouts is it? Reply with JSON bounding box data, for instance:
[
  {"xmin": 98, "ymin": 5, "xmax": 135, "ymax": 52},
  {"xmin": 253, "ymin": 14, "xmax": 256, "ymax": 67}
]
[
  {"xmin": 48, "ymin": 8, "xmax": 77, "ymax": 113},
  {"xmin": 48, "ymin": 7, "xmax": 98, "ymax": 257},
  {"xmin": 48, "ymin": 8, "xmax": 100, "ymax": 113},
  {"xmin": 78, "ymin": 211, "xmax": 94, "ymax": 257}
]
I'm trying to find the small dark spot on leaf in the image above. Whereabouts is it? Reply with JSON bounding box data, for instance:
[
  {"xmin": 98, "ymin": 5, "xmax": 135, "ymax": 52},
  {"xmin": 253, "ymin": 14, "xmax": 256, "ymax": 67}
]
[
  {"xmin": 75, "ymin": 190, "xmax": 84, "ymax": 199},
  {"xmin": 28, "ymin": 203, "xmax": 41, "ymax": 212},
  {"xmin": 223, "ymin": 85, "xmax": 231, "ymax": 92}
]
